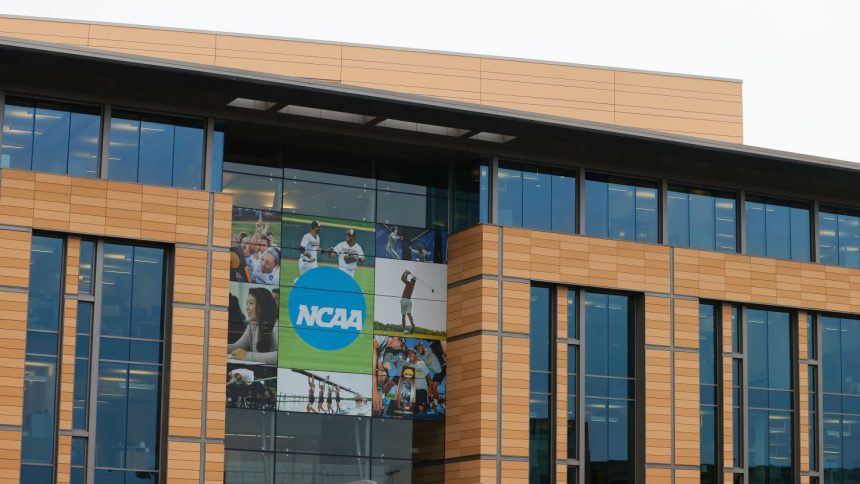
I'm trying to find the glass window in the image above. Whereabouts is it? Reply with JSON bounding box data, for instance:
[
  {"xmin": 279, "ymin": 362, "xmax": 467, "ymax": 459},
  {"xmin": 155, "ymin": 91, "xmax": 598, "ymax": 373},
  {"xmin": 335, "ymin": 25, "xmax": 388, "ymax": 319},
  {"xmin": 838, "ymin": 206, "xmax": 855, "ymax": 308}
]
[
  {"xmin": 745, "ymin": 308, "xmax": 793, "ymax": 484},
  {"xmin": 223, "ymin": 172, "xmax": 283, "ymax": 211},
  {"xmin": 745, "ymin": 196, "xmax": 810, "ymax": 261},
  {"xmin": 108, "ymin": 111, "xmax": 204, "ymax": 189},
  {"xmin": 225, "ymin": 450, "xmax": 274, "ymax": 484},
  {"xmin": 21, "ymin": 235, "xmax": 64, "ymax": 481},
  {"xmin": 73, "ymin": 302, "xmax": 93, "ymax": 430},
  {"xmin": 498, "ymin": 162, "xmax": 576, "ymax": 233},
  {"xmin": 585, "ymin": 174, "xmax": 658, "ymax": 242},
  {"xmin": 283, "ymin": 179, "xmax": 375, "ymax": 222},
  {"xmin": 95, "ymin": 243, "xmax": 166, "ymax": 477},
  {"xmin": 1, "ymin": 98, "xmax": 100, "ymax": 177},
  {"xmin": 529, "ymin": 286, "xmax": 552, "ymax": 484},
  {"xmin": 668, "ymin": 185, "xmax": 737, "ymax": 252},
  {"xmin": 700, "ymin": 304, "xmax": 719, "ymax": 484},
  {"xmin": 453, "ymin": 160, "xmax": 489, "ymax": 231},
  {"xmin": 583, "ymin": 291, "xmax": 635, "ymax": 484},
  {"xmin": 819, "ymin": 207, "xmax": 860, "ymax": 268},
  {"xmin": 275, "ymin": 413, "xmax": 370, "ymax": 457},
  {"xmin": 274, "ymin": 453, "xmax": 370, "ymax": 484}
]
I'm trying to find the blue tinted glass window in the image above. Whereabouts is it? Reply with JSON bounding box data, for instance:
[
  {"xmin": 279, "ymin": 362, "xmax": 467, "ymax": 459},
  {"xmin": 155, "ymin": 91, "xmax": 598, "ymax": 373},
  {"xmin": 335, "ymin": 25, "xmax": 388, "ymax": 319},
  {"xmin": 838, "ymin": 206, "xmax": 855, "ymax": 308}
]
[
  {"xmin": 529, "ymin": 286, "xmax": 552, "ymax": 484},
  {"xmin": 498, "ymin": 162, "xmax": 576, "ymax": 233},
  {"xmin": 819, "ymin": 207, "xmax": 860, "ymax": 268},
  {"xmin": 453, "ymin": 160, "xmax": 489, "ymax": 231},
  {"xmin": 585, "ymin": 174, "xmax": 658, "ymax": 242},
  {"xmin": 108, "ymin": 112, "xmax": 204, "ymax": 188},
  {"xmin": 73, "ymin": 302, "xmax": 93, "ymax": 430},
  {"xmin": 745, "ymin": 308, "xmax": 794, "ymax": 483},
  {"xmin": 700, "ymin": 304, "xmax": 719, "ymax": 483},
  {"xmin": 668, "ymin": 186, "xmax": 737, "ymax": 252},
  {"xmin": 212, "ymin": 127, "xmax": 225, "ymax": 192},
  {"xmin": 745, "ymin": 197, "xmax": 810, "ymax": 261},
  {"xmin": 1, "ymin": 98, "xmax": 100, "ymax": 176},
  {"xmin": 21, "ymin": 235, "xmax": 65, "ymax": 479}
]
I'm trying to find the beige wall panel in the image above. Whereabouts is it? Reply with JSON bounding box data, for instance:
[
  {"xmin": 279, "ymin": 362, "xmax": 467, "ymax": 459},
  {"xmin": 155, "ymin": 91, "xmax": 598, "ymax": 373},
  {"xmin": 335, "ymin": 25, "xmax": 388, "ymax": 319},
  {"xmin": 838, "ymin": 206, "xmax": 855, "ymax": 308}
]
[
  {"xmin": 502, "ymin": 280, "xmax": 530, "ymax": 334},
  {"xmin": 343, "ymin": 46, "xmax": 481, "ymax": 72},
  {"xmin": 675, "ymin": 351, "xmax": 700, "ymax": 466},
  {"xmin": 341, "ymin": 67, "xmax": 481, "ymax": 97},
  {"xmin": 480, "ymin": 78, "xmax": 614, "ymax": 104},
  {"xmin": 615, "ymin": 112, "xmax": 742, "ymax": 139},
  {"xmin": 204, "ymin": 442, "xmax": 225, "ymax": 484},
  {"xmin": 55, "ymin": 433, "xmax": 71, "ymax": 484},
  {"xmin": 0, "ymin": 229, "xmax": 31, "ymax": 288},
  {"xmin": 500, "ymin": 459, "xmax": 528, "ymax": 483},
  {"xmin": 799, "ymin": 361, "xmax": 810, "ymax": 471},
  {"xmin": 615, "ymin": 90, "xmax": 742, "ymax": 117},
  {"xmin": 447, "ymin": 278, "xmax": 498, "ymax": 337},
  {"xmin": 480, "ymin": 99, "xmax": 616, "ymax": 124},
  {"xmin": 215, "ymin": 56, "xmax": 341, "ymax": 82},
  {"xmin": 676, "ymin": 468, "xmax": 701, "ymax": 484},
  {"xmin": 0, "ymin": 290, "xmax": 27, "ymax": 427},
  {"xmin": 646, "ymin": 348, "xmax": 672, "ymax": 465},
  {"xmin": 615, "ymin": 70, "xmax": 742, "ymax": 97},
  {"xmin": 448, "ymin": 225, "xmax": 499, "ymax": 282},
  {"xmin": 617, "ymin": 103, "xmax": 742, "ymax": 124},
  {"xmin": 0, "ymin": 428, "xmax": 21, "ymax": 479},
  {"xmin": 58, "ymin": 299, "xmax": 78, "ymax": 430},
  {"xmin": 500, "ymin": 336, "xmax": 529, "ymax": 457},
  {"xmin": 0, "ymin": 17, "xmax": 89, "ymax": 45},
  {"xmin": 88, "ymin": 24, "xmax": 216, "ymax": 49},
  {"xmin": 646, "ymin": 466, "xmax": 672, "ymax": 483},
  {"xmin": 216, "ymin": 35, "xmax": 341, "ymax": 60},
  {"xmin": 87, "ymin": 44, "xmax": 216, "ymax": 65},
  {"xmin": 646, "ymin": 295, "xmax": 671, "ymax": 347},
  {"xmin": 207, "ymin": 309, "xmax": 227, "ymax": 440},
  {"xmin": 481, "ymin": 57, "xmax": 614, "ymax": 84},
  {"xmin": 444, "ymin": 458, "xmax": 497, "ymax": 484},
  {"xmin": 445, "ymin": 334, "xmax": 498, "ymax": 458},
  {"xmin": 674, "ymin": 298, "xmax": 700, "ymax": 350},
  {"xmin": 169, "ymin": 306, "xmax": 205, "ymax": 437},
  {"xmin": 166, "ymin": 439, "xmax": 202, "ymax": 484},
  {"xmin": 341, "ymin": 81, "xmax": 482, "ymax": 104}
]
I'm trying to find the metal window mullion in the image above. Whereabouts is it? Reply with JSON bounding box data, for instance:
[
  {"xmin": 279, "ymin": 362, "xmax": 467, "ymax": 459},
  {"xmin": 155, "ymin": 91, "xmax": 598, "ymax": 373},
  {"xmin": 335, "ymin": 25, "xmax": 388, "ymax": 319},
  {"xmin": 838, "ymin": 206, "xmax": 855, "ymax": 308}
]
[
  {"xmin": 812, "ymin": 200, "xmax": 821, "ymax": 263},
  {"xmin": 659, "ymin": 178, "xmax": 668, "ymax": 244},
  {"xmin": 203, "ymin": 118, "xmax": 215, "ymax": 191},
  {"xmin": 738, "ymin": 189, "xmax": 746, "ymax": 255},
  {"xmin": 577, "ymin": 171, "xmax": 586, "ymax": 235},
  {"xmin": 85, "ymin": 240, "xmax": 106, "ymax": 484},
  {"xmin": 741, "ymin": 308, "xmax": 749, "ymax": 484}
]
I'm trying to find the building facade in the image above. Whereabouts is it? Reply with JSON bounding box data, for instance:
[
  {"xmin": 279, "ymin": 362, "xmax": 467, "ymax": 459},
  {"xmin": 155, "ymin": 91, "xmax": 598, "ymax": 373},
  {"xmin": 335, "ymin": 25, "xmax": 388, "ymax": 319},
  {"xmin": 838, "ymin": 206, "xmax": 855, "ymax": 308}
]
[{"xmin": 0, "ymin": 15, "xmax": 856, "ymax": 484}]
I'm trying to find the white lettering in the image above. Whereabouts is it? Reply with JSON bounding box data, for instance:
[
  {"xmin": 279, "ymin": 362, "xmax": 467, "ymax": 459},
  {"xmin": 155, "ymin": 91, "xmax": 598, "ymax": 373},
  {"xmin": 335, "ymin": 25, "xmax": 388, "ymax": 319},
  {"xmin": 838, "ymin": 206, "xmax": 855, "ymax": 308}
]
[{"xmin": 295, "ymin": 304, "xmax": 363, "ymax": 331}]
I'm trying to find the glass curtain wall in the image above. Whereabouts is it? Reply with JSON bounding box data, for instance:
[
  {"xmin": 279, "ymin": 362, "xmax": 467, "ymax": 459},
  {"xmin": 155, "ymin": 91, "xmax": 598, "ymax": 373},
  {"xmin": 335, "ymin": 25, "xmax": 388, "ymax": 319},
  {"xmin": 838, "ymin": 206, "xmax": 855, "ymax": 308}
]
[
  {"xmin": 529, "ymin": 286, "xmax": 552, "ymax": 483},
  {"xmin": 746, "ymin": 308, "xmax": 794, "ymax": 484},
  {"xmin": 496, "ymin": 162, "xmax": 576, "ymax": 233},
  {"xmin": 819, "ymin": 207, "xmax": 860, "ymax": 268},
  {"xmin": 700, "ymin": 303, "xmax": 720, "ymax": 484},
  {"xmin": 583, "ymin": 291, "xmax": 635, "ymax": 484},
  {"xmin": 744, "ymin": 197, "xmax": 811, "ymax": 261},
  {"xmin": 820, "ymin": 315, "xmax": 860, "ymax": 483},
  {"xmin": 667, "ymin": 185, "xmax": 737, "ymax": 253},
  {"xmin": 584, "ymin": 174, "xmax": 658, "ymax": 243},
  {"xmin": 452, "ymin": 159, "xmax": 489, "ymax": 231},
  {"xmin": 1, "ymin": 98, "xmax": 101, "ymax": 177},
  {"xmin": 20, "ymin": 235, "xmax": 65, "ymax": 482}
]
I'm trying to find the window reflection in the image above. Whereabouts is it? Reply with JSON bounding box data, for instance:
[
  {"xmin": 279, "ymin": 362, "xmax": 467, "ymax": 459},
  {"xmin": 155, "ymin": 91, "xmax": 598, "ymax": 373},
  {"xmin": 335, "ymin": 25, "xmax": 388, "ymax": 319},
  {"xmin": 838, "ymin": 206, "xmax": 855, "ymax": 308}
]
[
  {"xmin": 585, "ymin": 174, "xmax": 658, "ymax": 243},
  {"xmin": 819, "ymin": 207, "xmax": 860, "ymax": 268},
  {"xmin": 1, "ymin": 98, "xmax": 100, "ymax": 177},
  {"xmin": 745, "ymin": 197, "xmax": 810, "ymax": 261},
  {"xmin": 700, "ymin": 304, "xmax": 719, "ymax": 484},
  {"xmin": 668, "ymin": 186, "xmax": 737, "ymax": 253},
  {"xmin": 498, "ymin": 162, "xmax": 576, "ymax": 233}
]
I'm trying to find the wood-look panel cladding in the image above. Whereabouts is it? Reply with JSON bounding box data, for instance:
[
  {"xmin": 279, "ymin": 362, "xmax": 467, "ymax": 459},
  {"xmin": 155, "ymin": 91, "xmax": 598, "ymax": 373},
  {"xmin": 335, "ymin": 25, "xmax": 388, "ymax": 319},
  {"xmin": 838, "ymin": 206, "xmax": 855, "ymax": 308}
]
[
  {"xmin": 448, "ymin": 223, "xmax": 860, "ymax": 483},
  {"xmin": 0, "ymin": 16, "xmax": 743, "ymax": 143},
  {"xmin": 0, "ymin": 168, "xmax": 232, "ymax": 483}
]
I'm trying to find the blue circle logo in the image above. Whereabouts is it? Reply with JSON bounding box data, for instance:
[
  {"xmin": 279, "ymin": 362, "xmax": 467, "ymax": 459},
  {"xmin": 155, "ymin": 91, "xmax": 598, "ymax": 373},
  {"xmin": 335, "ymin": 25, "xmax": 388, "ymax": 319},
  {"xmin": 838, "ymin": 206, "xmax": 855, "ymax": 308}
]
[{"xmin": 288, "ymin": 267, "xmax": 365, "ymax": 351}]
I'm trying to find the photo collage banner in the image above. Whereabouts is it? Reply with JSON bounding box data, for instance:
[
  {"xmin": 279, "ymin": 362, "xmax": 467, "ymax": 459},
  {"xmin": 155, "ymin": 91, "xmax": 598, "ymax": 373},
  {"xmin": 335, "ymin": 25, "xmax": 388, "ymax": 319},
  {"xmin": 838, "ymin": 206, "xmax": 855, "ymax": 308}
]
[{"xmin": 227, "ymin": 207, "xmax": 448, "ymax": 421}]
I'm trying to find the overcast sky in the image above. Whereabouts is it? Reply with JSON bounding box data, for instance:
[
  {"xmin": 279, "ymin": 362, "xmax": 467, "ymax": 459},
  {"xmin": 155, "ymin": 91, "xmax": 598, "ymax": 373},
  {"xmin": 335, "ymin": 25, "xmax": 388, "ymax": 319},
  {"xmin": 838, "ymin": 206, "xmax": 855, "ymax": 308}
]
[{"xmin": 3, "ymin": 0, "xmax": 859, "ymax": 162}]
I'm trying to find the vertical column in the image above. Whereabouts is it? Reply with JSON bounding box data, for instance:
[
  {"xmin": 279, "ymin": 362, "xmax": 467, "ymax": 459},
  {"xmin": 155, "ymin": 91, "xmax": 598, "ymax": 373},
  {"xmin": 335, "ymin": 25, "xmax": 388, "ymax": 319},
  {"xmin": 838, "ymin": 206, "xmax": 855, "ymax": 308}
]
[
  {"xmin": 56, "ymin": 237, "xmax": 81, "ymax": 484},
  {"xmin": 0, "ymin": 228, "xmax": 31, "ymax": 482},
  {"xmin": 674, "ymin": 298, "xmax": 701, "ymax": 481},
  {"xmin": 444, "ymin": 225, "xmax": 500, "ymax": 484},
  {"xmin": 721, "ymin": 304, "xmax": 737, "ymax": 484},
  {"xmin": 555, "ymin": 288, "xmax": 568, "ymax": 483},
  {"xmin": 644, "ymin": 295, "xmax": 672, "ymax": 472}
]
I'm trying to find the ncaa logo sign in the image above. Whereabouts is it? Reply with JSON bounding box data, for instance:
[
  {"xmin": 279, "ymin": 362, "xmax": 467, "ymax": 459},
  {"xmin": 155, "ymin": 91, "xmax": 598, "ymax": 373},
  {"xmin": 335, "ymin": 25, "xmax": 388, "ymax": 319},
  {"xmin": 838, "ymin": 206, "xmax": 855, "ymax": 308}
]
[{"xmin": 288, "ymin": 267, "xmax": 365, "ymax": 351}]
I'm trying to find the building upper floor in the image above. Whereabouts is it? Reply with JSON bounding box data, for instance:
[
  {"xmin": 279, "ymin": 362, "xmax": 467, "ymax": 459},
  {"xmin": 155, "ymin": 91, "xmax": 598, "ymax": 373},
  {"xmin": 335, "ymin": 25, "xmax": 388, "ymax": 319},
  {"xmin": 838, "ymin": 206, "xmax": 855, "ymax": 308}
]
[{"xmin": 0, "ymin": 35, "xmax": 858, "ymax": 271}]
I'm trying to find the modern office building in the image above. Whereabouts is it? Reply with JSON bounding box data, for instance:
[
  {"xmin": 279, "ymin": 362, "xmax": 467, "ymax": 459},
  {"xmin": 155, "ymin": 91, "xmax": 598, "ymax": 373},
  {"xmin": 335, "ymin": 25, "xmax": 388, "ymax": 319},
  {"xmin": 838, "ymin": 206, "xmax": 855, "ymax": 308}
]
[{"xmin": 0, "ymin": 14, "xmax": 857, "ymax": 484}]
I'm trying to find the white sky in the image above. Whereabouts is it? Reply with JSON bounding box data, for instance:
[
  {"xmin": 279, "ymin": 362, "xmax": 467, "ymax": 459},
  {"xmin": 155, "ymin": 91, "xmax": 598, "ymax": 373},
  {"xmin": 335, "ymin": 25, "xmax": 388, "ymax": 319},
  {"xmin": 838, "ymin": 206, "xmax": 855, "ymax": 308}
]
[{"xmin": 3, "ymin": 0, "xmax": 859, "ymax": 162}]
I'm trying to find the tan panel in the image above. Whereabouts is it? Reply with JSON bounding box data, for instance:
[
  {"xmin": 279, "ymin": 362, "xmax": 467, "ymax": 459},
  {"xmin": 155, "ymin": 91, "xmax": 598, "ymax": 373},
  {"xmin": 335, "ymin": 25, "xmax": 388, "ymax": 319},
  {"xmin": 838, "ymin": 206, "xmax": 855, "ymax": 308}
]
[
  {"xmin": 500, "ymin": 459, "xmax": 529, "ymax": 483},
  {"xmin": 174, "ymin": 248, "xmax": 208, "ymax": 305},
  {"xmin": 675, "ymin": 298, "xmax": 700, "ymax": 350},
  {"xmin": 646, "ymin": 466, "xmax": 672, "ymax": 483},
  {"xmin": 168, "ymin": 306, "xmax": 205, "ymax": 438},
  {"xmin": 798, "ymin": 310, "xmax": 809, "ymax": 361},
  {"xmin": 0, "ymin": 290, "xmax": 28, "ymax": 427},
  {"xmin": 444, "ymin": 458, "xmax": 497, "ymax": 484},
  {"xmin": 481, "ymin": 57, "xmax": 614, "ymax": 84},
  {"xmin": 614, "ymin": 112, "xmax": 742, "ymax": 139},
  {"xmin": 0, "ymin": 428, "xmax": 22, "ymax": 478},
  {"xmin": 206, "ymin": 309, "xmax": 227, "ymax": 440},
  {"xmin": 615, "ymin": 90, "xmax": 742, "ymax": 117},
  {"xmin": 480, "ymin": 98, "xmax": 616, "ymax": 124},
  {"xmin": 216, "ymin": 55, "xmax": 341, "ymax": 83},
  {"xmin": 0, "ymin": 169, "xmax": 232, "ymax": 247},
  {"xmin": 615, "ymin": 70, "xmax": 742, "ymax": 96},
  {"xmin": 57, "ymin": 299, "xmax": 78, "ymax": 430},
  {"xmin": 204, "ymin": 442, "xmax": 225, "ymax": 484},
  {"xmin": 447, "ymin": 278, "xmax": 498, "ymax": 337},
  {"xmin": 56, "ymin": 433, "xmax": 71, "ymax": 484},
  {"xmin": 799, "ymin": 362, "xmax": 810, "ymax": 472},
  {"xmin": 445, "ymin": 334, "xmax": 498, "ymax": 458},
  {"xmin": 0, "ymin": 17, "xmax": 89, "ymax": 46},
  {"xmin": 500, "ymin": 336, "xmax": 529, "ymax": 457},
  {"xmin": 646, "ymin": 295, "xmax": 671, "ymax": 347},
  {"xmin": 0, "ymin": 229, "xmax": 31, "ymax": 288},
  {"xmin": 675, "ymin": 351, "xmax": 700, "ymax": 467},
  {"xmin": 502, "ymin": 280, "xmax": 530, "ymax": 334},
  {"xmin": 675, "ymin": 467, "xmax": 701, "ymax": 484},
  {"xmin": 447, "ymin": 225, "xmax": 499, "ymax": 282},
  {"xmin": 87, "ymin": 24, "xmax": 216, "ymax": 65},
  {"xmin": 645, "ymin": 348, "xmax": 672, "ymax": 465},
  {"xmin": 166, "ymin": 439, "xmax": 202, "ymax": 484}
]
